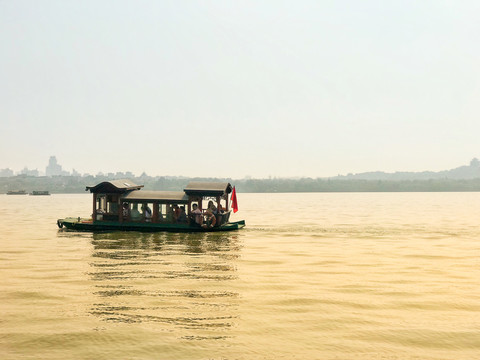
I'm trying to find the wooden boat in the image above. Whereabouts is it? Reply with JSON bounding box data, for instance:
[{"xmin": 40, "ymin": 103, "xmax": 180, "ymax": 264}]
[
  {"xmin": 57, "ymin": 179, "xmax": 245, "ymax": 232},
  {"xmin": 30, "ymin": 190, "xmax": 50, "ymax": 196},
  {"xmin": 7, "ymin": 190, "xmax": 27, "ymax": 195}
]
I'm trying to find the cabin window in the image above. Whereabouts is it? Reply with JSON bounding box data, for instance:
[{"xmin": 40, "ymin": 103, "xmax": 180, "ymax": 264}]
[
  {"xmin": 128, "ymin": 202, "xmax": 153, "ymax": 222},
  {"xmin": 106, "ymin": 195, "xmax": 119, "ymax": 214},
  {"xmin": 156, "ymin": 203, "xmax": 177, "ymax": 223},
  {"xmin": 97, "ymin": 195, "xmax": 106, "ymax": 213},
  {"xmin": 157, "ymin": 203, "xmax": 165, "ymax": 222}
]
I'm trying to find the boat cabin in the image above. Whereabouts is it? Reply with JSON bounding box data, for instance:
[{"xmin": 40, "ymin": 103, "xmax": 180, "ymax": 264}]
[{"xmin": 85, "ymin": 179, "xmax": 234, "ymax": 227}]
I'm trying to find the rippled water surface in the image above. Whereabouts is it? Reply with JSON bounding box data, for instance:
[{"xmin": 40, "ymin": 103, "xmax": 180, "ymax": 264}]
[{"xmin": 1, "ymin": 192, "xmax": 480, "ymax": 359}]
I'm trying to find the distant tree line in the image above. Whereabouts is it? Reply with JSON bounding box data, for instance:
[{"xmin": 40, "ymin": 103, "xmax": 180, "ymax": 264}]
[
  {"xmin": 2, "ymin": 174, "xmax": 480, "ymax": 194},
  {"xmin": 234, "ymin": 178, "xmax": 480, "ymax": 192}
]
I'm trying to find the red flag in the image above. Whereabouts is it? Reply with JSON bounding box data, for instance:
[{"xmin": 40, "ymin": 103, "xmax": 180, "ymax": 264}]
[{"xmin": 231, "ymin": 186, "xmax": 238, "ymax": 213}]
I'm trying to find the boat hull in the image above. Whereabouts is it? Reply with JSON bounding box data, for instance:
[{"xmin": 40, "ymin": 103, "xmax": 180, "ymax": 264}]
[
  {"xmin": 30, "ymin": 191, "xmax": 50, "ymax": 196},
  {"xmin": 57, "ymin": 217, "xmax": 245, "ymax": 233}
]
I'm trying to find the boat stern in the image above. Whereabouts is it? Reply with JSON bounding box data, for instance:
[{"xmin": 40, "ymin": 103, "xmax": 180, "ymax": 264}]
[{"xmin": 57, "ymin": 217, "xmax": 93, "ymax": 229}]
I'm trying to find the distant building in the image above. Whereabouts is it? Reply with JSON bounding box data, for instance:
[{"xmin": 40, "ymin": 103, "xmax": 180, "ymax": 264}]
[
  {"xmin": 20, "ymin": 167, "xmax": 39, "ymax": 176},
  {"xmin": 46, "ymin": 156, "xmax": 69, "ymax": 176},
  {"xmin": 0, "ymin": 168, "xmax": 14, "ymax": 177}
]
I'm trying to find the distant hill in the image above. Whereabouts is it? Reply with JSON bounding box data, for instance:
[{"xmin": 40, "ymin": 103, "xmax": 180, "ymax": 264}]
[
  {"xmin": 332, "ymin": 158, "xmax": 480, "ymax": 181},
  {"xmin": 3, "ymin": 158, "xmax": 480, "ymax": 193}
]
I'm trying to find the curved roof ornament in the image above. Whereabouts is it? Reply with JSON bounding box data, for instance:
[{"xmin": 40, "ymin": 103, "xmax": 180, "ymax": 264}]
[{"xmin": 85, "ymin": 179, "xmax": 144, "ymax": 193}]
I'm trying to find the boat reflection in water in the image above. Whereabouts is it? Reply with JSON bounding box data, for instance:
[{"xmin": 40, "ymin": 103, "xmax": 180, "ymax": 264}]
[{"xmin": 87, "ymin": 231, "xmax": 242, "ymax": 340}]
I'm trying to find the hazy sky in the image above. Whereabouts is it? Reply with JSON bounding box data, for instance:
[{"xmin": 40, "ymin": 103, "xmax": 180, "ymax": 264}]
[{"xmin": 1, "ymin": 0, "xmax": 479, "ymax": 178}]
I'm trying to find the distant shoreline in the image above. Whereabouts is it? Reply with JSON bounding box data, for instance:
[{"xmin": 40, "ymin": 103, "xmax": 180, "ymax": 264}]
[{"xmin": 2, "ymin": 175, "xmax": 480, "ymax": 194}]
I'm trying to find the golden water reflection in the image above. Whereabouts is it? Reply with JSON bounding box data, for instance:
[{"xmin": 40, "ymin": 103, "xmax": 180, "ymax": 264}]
[{"xmin": 88, "ymin": 231, "xmax": 241, "ymax": 339}]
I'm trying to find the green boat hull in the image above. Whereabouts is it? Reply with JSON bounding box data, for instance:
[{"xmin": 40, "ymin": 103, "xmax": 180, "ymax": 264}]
[{"xmin": 57, "ymin": 217, "xmax": 245, "ymax": 233}]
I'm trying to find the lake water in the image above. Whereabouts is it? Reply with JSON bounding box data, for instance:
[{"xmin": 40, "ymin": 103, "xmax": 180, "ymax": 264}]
[{"xmin": 1, "ymin": 192, "xmax": 480, "ymax": 360}]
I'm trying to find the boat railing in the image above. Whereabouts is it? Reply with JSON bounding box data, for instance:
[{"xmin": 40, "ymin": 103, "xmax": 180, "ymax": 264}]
[
  {"xmin": 187, "ymin": 210, "xmax": 231, "ymax": 227},
  {"xmin": 102, "ymin": 214, "xmax": 119, "ymax": 221}
]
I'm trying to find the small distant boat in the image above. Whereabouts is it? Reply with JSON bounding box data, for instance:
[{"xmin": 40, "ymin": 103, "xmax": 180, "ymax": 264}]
[
  {"xmin": 57, "ymin": 179, "xmax": 245, "ymax": 232},
  {"xmin": 30, "ymin": 191, "xmax": 51, "ymax": 196},
  {"xmin": 7, "ymin": 190, "xmax": 28, "ymax": 195}
]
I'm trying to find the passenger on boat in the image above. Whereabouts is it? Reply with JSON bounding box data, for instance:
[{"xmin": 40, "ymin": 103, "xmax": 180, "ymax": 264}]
[
  {"xmin": 122, "ymin": 203, "xmax": 129, "ymax": 219},
  {"xmin": 130, "ymin": 204, "xmax": 141, "ymax": 221},
  {"xmin": 202, "ymin": 209, "xmax": 216, "ymax": 229},
  {"xmin": 173, "ymin": 204, "xmax": 180, "ymax": 221},
  {"xmin": 142, "ymin": 204, "xmax": 152, "ymax": 222},
  {"xmin": 95, "ymin": 207, "xmax": 105, "ymax": 220},
  {"xmin": 191, "ymin": 204, "xmax": 203, "ymax": 226},
  {"xmin": 176, "ymin": 206, "xmax": 187, "ymax": 223},
  {"xmin": 166, "ymin": 205, "xmax": 174, "ymax": 222},
  {"xmin": 207, "ymin": 201, "xmax": 218, "ymax": 214}
]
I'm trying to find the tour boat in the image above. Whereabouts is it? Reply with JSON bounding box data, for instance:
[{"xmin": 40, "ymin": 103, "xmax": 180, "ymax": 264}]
[
  {"xmin": 57, "ymin": 179, "xmax": 245, "ymax": 232},
  {"xmin": 30, "ymin": 190, "xmax": 50, "ymax": 196},
  {"xmin": 7, "ymin": 190, "xmax": 28, "ymax": 195}
]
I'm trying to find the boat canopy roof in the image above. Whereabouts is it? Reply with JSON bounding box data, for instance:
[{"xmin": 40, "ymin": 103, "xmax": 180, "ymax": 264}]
[
  {"xmin": 86, "ymin": 179, "xmax": 233, "ymax": 199},
  {"xmin": 121, "ymin": 190, "xmax": 188, "ymax": 203},
  {"xmin": 184, "ymin": 182, "xmax": 232, "ymax": 197},
  {"xmin": 86, "ymin": 179, "xmax": 143, "ymax": 193}
]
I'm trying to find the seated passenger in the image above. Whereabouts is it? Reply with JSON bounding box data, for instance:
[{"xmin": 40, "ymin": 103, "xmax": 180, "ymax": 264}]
[
  {"xmin": 166, "ymin": 205, "xmax": 174, "ymax": 223},
  {"xmin": 122, "ymin": 203, "xmax": 129, "ymax": 219},
  {"xmin": 207, "ymin": 200, "xmax": 218, "ymax": 214},
  {"xmin": 142, "ymin": 204, "xmax": 152, "ymax": 222},
  {"xmin": 176, "ymin": 206, "xmax": 187, "ymax": 223},
  {"xmin": 173, "ymin": 204, "xmax": 180, "ymax": 221},
  {"xmin": 130, "ymin": 204, "xmax": 141, "ymax": 221},
  {"xmin": 96, "ymin": 207, "xmax": 105, "ymax": 220},
  {"xmin": 191, "ymin": 204, "xmax": 203, "ymax": 226},
  {"xmin": 202, "ymin": 209, "xmax": 216, "ymax": 229}
]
